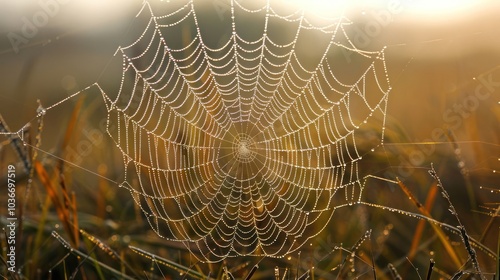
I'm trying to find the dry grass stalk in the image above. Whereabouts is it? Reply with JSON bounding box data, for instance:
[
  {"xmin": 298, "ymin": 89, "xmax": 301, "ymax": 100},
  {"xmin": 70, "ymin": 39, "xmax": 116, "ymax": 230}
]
[
  {"xmin": 429, "ymin": 165, "xmax": 484, "ymax": 279},
  {"xmin": 35, "ymin": 161, "xmax": 79, "ymax": 248}
]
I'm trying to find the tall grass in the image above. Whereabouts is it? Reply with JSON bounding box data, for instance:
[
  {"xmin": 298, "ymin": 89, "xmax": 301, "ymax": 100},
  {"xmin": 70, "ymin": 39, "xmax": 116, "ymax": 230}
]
[{"xmin": 1, "ymin": 102, "xmax": 498, "ymax": 280}]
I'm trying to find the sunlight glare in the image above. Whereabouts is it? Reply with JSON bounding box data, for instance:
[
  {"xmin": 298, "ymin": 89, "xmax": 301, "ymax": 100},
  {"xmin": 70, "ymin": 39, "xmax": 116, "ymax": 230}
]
[
  {"xmin": 287, "ymin": 0, "xmax": 348, "ymax": 17},
  {"xmin": 406, "ymin": 0, "xmax": 477, "ymax": 15}
]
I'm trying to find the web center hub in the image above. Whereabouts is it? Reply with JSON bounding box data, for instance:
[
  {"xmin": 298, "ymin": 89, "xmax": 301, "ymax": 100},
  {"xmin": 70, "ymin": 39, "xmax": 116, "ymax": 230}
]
[{"xmin": 233, "ymin": 134, "xmax": 256, "ymax": 163}]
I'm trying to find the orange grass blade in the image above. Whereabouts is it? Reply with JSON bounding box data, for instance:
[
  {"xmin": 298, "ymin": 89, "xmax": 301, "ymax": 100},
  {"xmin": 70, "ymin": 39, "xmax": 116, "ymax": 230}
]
[
  {"xmin": 35, "ymin": 160, "xmax": 78, "ymax": 247},
  {"xmin": 408, "ymin": 181, "xmax": 438, "ymax": 259},
  {"xmin": 71, "ymin": 191, "xmax": 80, "ymax": 248},
  {"xmin": 397, "ymin": 178, "xmax": 462, "ymax": 268}
]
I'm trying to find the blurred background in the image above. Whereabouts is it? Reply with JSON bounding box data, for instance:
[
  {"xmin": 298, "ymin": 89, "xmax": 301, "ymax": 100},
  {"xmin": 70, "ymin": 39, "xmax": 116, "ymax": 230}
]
[
  {"xmin": 1, "ymin": 0, "xmax": 498, "ymax": 172},
  {"xmin": 1, "ymin": 0, "xmax": 499, "ymax": 279}
]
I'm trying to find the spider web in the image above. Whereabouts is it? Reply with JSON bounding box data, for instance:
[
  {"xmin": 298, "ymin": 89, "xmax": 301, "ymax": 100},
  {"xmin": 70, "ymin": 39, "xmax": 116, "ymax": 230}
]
[
  {"xmin": 10, "ymin": 0, "xmax": 392, "ymax": 262},
  {"xmin": 96, "ymin": 0, "xmax": 392, "ymax": 262}
]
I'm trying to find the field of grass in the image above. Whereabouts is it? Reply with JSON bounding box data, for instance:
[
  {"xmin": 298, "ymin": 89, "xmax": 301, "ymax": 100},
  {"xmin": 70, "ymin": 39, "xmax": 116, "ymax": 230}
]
[
  {"xmin": 1, "ymin": 109, "xmax": 498, "ymax": 279},
  {"xmin": 1, "ymin": 1, "xmax": 499, "ymax": 279}
]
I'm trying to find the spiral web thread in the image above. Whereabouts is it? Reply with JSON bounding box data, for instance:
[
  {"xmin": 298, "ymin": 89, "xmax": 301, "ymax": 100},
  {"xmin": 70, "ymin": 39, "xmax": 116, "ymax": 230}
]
[{"xmin": 97, "ymin": 0, "xmax": 390, "ymax": 262}]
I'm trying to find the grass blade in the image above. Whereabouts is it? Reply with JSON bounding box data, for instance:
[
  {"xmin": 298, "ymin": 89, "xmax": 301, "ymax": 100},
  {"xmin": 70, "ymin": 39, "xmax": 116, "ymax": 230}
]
[
  {"xmin": 34, "ymin": 161, "xmax": 78, "ymax": 247},
  {"xmin": 429, "ymin": 165, "xmax": 484, "ymax": 279},
  {"xmin": 426, "ymin": 259, "xmax": 435, "ymax": 280},
  {"xmin": 397, "ymin": 178, "xmax": 462, "ymax": 268},
  {"xmin": 409, "ymin": 181, "xmax": 439, "ymax": 260}
]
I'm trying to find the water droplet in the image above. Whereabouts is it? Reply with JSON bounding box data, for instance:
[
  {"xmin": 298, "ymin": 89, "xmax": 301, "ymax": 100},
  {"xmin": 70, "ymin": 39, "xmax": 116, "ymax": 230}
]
[
  {"xmin": 123, "ymin": 235, "xmax": 131, "ymax": 243},
  {"xmin": 38, "ymin": 108, "xmax": 46, "ymax": 116}
]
